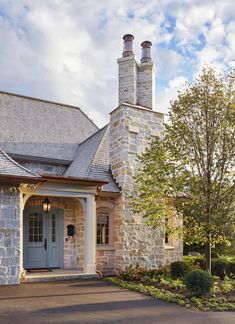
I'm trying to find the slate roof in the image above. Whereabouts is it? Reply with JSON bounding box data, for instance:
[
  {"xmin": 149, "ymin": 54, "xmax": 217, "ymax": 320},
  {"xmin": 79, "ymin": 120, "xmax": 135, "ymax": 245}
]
[
  {"xmin": 0, "ymin": 91, "xmax": 98, "ymax": 161},
  {"xmin": 65, "ymin": 125, "xmax": 120, "ymax": 193},
  {"xmin": 0, "ymin": 148, "xmax": 40, "ymax": 178},
  {"xmin": 0, "ymin": 91, "xmax": 120, "ymax": 193}
]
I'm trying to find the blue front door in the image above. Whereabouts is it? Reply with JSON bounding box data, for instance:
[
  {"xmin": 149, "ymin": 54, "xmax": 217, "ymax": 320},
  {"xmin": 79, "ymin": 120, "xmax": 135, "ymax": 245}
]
[{"xmin": 23, "ymin": 207, "xmax": 63, "ymax": 269}]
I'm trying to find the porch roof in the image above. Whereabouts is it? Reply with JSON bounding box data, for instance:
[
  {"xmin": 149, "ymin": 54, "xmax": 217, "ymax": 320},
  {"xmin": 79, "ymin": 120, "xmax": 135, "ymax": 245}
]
[{"xmin": 0, "ymin": 148, "xmax": 42, "ymax": 184}]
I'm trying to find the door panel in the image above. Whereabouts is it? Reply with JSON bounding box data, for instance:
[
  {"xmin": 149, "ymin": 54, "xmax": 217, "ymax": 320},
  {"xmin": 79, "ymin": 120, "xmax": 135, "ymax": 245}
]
[
  {"xmin": 24, "ymin": 207, "xmax": 63, "ymax": 269},
  {"xmin": 24, "ymin": 210, "xmax": 46, "ymax": 269}
]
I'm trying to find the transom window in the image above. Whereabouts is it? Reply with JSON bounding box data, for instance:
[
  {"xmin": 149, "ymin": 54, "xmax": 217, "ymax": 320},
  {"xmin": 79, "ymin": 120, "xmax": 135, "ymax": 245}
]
[{"xmin": 97, "ymin": 212, "xmax": 109, "ymax": 245}]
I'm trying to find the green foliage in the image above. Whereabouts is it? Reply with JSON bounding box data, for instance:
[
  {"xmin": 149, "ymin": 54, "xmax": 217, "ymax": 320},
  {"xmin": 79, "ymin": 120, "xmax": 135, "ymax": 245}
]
[
  {"xmin": 119, "ymin": 264, "xmax": 170, "ymax": 282},
  {"xmin": 225, "ymin": 261, "xmax": 235, "ymax": 277},
  {"xmin": 211, "ymin": 259, "xmax": 227, "ymax": 279},
  {"xmin": 119, "ymin": 264, "xmax": 146, "ymax": 281},
  {"xmin": 159, "ymin": 276, "xmax": 184, "ymax": 290},
  {"xmin": 106, "ymin": 277, "xmax": 235, "ymax": 311},
  {"xmin": 132, "ymin": 67, "xmax": 235, "ymax": 270},
  {"xmin": 170, "ymin": 261, "xmax": 192, "ymax": 279},
  {"xmin": 184, "ymin": 255, "xmax": 235, "ymax": 278},
  {"xmin": 221, "ymin": 277, "xmax": 233, "ymax": 293},
  {"xmin": 106, "ymin": 277, "xmax": 187, "ymax": 306},
  {"xmin": 184, "ymin": 270, "xmax": 214, "ymax": 297},
  {"xmin": 183, "ymin": 255, "xmax": 206, "ymax": 269}
]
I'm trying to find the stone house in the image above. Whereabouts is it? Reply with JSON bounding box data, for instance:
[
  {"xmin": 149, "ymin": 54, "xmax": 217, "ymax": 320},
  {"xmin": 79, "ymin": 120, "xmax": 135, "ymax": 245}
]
[{"xmin": 0, "ymin": 34, "xmax": 182, "ymax": 285}]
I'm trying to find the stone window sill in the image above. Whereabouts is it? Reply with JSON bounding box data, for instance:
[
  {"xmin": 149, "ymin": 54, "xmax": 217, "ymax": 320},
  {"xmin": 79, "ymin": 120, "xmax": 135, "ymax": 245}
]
[
  {"xmin": 96, "ymin": 245, "xmax": 115, "ymax": 251},
  {"xmin": 164, "ymin": 245, "xmax": 175, "ymax": 250}
]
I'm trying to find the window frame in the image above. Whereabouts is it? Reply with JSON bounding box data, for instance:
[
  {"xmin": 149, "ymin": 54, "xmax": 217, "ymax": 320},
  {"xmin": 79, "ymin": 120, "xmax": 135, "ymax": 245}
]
[
  {"xmin": 96, "ymin": 208, "xmax": 114, "ymax": 249},
  {"xmin": 164, "ymin": 216, "xmax": 175, "ymax": 250}
]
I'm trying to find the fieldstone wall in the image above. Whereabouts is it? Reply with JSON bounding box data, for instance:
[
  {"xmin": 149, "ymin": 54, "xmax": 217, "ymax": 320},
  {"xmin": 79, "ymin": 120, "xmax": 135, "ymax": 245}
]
[
  {"xmin": 0, "ymin": 186, "xmax": 20, "ymax": 285},
  {"xmin": 110, "ymin": 104, "xmax": 182, "ymax": 270},
  {"xmin": 96, "ymin": 197, "xmax": 117, "ymax": 275},
  {"xmin": 137, "ymin": 62, "xmax": 155, "ymax": 109},
  {"xmin": 118, "ymin": 55, "xmax": 137, "ymax": 105},
  {"xmin": 118, "ymin": 55, "xmax": 155, "ymax": 110}
]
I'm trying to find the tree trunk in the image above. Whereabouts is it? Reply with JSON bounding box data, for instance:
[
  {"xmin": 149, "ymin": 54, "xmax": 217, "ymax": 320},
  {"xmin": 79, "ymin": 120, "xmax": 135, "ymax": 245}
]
[{"xmin": 205, "ymin": 234, "xmax": 211, "ymax": 273}]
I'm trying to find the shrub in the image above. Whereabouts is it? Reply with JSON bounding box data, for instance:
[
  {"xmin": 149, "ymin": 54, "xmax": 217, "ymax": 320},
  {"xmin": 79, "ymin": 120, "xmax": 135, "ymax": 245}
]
[
  {"xmin": 225, "ymin": 261, "xmax": 235, "ymax": 277},
  {"xmin": 119, "ymin": 264, "xmax": 146, "ymax": 281},
  {"xmin": 170, "ymin": 261, "xmax": 192, "ymax": 279},
  {"xmin": 211, "ymin": 259, "xmax": 227, "ymax": 279},
  {"xmin": 119, "ymin": 264, "xmax": 172, "ymax": 282},
  {"xmin": 221, "ymin": 277, "xmax": 233, "ymax": 293},
  {"xmin": 184, "ymin": 270, "xmax": 214, "ymax": 297},
  {"xmin": 183, "ymin": 256, "xmax": 205, "ymax": 269}
]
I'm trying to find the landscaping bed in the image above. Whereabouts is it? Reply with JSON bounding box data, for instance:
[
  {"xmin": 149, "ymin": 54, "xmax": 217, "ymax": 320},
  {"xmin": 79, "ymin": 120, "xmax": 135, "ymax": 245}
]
[{"xmin": 106, "ymin": 261, "xmax": 235, "ymax": 311}]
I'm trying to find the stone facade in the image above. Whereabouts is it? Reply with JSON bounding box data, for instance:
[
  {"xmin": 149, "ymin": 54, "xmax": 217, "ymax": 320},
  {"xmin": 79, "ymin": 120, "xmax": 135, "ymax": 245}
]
[
  {"xmin": 137, "ymin": 62, "xmax": 155, "ymax": 109},
  {"xmin": 118, "ymin": 54, "xmax": 155, "ymax": 109},
  {"xmin": 0, "ymin": 186, "xmax": 20, "ymax": 285},
  {"xmin": 118, "ymin": 55, "xmax": 137, "ymax": 105},
  {"xmin": 109, "ymin": 104, "xmax": 182, "ymax": 270},
  {"xmin": 95, "ymin": 197, "xmax": 116, "ymax": 275}
]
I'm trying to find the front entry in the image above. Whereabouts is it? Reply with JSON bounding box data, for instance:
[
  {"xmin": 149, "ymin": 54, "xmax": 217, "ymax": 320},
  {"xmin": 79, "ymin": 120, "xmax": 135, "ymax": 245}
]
[{"xmin": 23, "ymin": 206, "xmax": 63, "ymax": 269}]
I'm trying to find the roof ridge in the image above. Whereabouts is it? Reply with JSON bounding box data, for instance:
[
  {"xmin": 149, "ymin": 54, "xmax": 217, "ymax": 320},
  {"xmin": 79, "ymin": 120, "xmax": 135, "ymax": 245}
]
[
  {"xmin": 85, "ymin": 125, "xmax": 109, "ymax": 178},
  {"xmin": 0, "ymin": 148, "xmax": 41, "ymax": 177},
  {"xmin": 0, "ymin": 90, "xmax": 98, "ymax": 129}
]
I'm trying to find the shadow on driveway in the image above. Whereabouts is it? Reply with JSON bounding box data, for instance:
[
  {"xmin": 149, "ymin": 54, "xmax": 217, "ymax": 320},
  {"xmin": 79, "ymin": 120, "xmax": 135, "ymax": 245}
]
[{"xmin": 0, "ymin": 279, "xmax": 234, "ymax": 324}]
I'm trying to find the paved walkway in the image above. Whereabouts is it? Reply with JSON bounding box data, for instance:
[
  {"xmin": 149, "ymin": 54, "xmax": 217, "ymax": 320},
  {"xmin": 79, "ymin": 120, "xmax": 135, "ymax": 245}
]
[{"xmin": 0, "ymin": 280, "xmax": 234, "ymax": 324}]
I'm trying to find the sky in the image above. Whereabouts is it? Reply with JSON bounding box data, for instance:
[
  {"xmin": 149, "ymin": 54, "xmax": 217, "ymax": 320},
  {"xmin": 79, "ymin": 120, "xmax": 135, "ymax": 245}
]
[{"xmin": 0, "ymin": 0, "xmax": 234, "ymax": 127}]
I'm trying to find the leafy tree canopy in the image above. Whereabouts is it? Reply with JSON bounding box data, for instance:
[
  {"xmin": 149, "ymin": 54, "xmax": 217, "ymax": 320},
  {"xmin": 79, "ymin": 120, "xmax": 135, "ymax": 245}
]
[{"xmin": 132, "ymin": 67, "xmax": 235, "ymax": 261}]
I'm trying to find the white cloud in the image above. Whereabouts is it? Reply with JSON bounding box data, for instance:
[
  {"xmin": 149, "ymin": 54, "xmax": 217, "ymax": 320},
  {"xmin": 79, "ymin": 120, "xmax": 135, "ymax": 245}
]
[
  {"xmin": 157, "ymin": 76, "xmax": 188, "ymax": 115},
  {"xmin": 0, "ymin": 0, "xmax": 234, "ymax": 126}
]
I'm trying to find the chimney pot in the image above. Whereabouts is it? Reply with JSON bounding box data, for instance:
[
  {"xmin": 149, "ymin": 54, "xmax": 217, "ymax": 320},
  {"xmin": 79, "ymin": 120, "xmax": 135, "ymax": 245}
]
[
  {"xmin": 141, "ymin": 40, "xmax": 152, "ymax": 63},
  {"xmin": 122, "ymin": 34, "xmax": 134, "ymax": 57}
]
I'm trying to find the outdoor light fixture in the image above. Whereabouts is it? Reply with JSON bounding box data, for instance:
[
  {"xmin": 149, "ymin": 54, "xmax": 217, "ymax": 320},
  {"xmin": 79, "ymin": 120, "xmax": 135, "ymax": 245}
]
[{"xmin": 42, "ymin": 198, "xmax": 52, "ymax": 213}]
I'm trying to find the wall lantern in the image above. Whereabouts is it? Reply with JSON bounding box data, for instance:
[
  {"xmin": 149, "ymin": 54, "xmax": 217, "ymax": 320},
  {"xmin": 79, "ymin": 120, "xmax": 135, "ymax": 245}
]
[{"xmin": 42, "ymin": 198, "xmax": 52, "ymax": 213}]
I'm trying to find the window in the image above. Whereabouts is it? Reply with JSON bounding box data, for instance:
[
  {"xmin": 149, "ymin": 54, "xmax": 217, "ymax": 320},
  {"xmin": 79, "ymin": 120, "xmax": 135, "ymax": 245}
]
[
  {"xmin": 164, "ymin": 216, "xmax": 175, "ymax": 247},
  {"xmin": 29, "ymin": 212, "xmax": 43, "ymax": 242},
  {"xmin": 165, "ymin": 217, "xmax": 169, "ymax": 244},
  {"xmin": 97, "ymin": 212, "xmax": 109, "ymax": 245}
]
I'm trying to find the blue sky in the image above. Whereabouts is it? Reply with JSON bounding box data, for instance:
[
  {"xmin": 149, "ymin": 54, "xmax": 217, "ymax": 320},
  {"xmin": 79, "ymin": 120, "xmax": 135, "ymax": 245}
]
[{"xmin": 0, "ymin": 0, "xmax": 234, "ymax": 126}]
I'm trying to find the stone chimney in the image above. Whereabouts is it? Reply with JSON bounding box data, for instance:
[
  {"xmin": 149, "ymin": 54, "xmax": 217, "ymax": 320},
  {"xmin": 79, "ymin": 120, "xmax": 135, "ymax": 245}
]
[
  {"xmin": 117, "ymin": 35, "xmax": 156, "ymax": 110},
  {"xmin": 122, "ymin": 34, "xmax": 134, "ymax": 57},
  {"xmin": 137, "ymin": 40, "xmax": 155, "ymax": 109},
  {"xmin": 118, "ymin": 34, "xmax": 137, "ymax": 106},
  {"xmin": 141, "ymin": 41, "xmax": 152, "ymax": 63}
]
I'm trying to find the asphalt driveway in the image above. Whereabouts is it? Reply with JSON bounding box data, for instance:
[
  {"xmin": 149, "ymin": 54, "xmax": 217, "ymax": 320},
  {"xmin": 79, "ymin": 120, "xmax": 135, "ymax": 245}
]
[{"xmin": 0, "ymin": 279, "xmax": 234, "ymax": 324}]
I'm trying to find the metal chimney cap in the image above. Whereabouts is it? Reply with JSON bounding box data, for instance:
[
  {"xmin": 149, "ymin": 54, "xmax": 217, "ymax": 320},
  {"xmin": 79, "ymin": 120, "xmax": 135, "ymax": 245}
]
[
  {"xmin": 123, "ymin": 34, "xmax": 134, "ymax": 41},
  {"xmin": 141, "ymin": 41, "xmax": 152, "ymax": 48}
]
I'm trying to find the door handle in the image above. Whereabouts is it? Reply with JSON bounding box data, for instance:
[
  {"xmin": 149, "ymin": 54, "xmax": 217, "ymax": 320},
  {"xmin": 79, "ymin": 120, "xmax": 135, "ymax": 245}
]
[{"xmin": 44, "ymin": 238, "xmax": 47, "ymax": 250}]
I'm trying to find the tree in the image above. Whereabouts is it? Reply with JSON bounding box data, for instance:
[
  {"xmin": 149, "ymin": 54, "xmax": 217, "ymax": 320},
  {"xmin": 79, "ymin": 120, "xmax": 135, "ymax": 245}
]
[{"xmin": 132, "ymin": 67, "xmax": 235, "ymax": 273}]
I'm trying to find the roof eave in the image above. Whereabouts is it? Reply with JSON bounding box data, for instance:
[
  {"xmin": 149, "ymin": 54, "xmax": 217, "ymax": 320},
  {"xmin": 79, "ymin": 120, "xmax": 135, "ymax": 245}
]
[
  {"xmin": 0, "ymin": 174, "xmax": 44, "ymax": 185},
  {"xmin": 40, "ymin": 174, "xmax": 108, "ymax": 186}
]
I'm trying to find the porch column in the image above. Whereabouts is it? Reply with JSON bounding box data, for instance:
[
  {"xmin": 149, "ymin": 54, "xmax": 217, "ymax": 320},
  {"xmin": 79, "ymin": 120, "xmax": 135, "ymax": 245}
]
[
  {"xmin": 84, "ymin": 194, "xmax": 96, "ymax": 273},
  {"xmin": 19, "ymin": 193, "xmax": 25, "ymax": 278}
]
